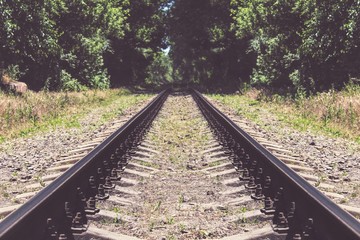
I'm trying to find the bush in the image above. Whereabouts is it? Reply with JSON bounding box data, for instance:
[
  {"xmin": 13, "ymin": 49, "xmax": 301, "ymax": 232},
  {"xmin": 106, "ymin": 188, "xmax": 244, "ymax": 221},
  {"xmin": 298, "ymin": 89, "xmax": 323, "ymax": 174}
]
[{"xmin": 60, "ymin": 70, "xmax": 87, "ymax": 92}]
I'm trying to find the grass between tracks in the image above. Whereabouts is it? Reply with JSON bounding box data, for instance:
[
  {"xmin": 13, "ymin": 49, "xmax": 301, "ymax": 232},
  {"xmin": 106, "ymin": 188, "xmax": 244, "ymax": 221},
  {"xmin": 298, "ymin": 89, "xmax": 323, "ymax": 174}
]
[
  {"xmin": 0, "ymin": 88, "xmax": 152, "ymax": 143},
  {"xmin": 208, "ymin": 83, "xmax": 360, "ymax": 144}
]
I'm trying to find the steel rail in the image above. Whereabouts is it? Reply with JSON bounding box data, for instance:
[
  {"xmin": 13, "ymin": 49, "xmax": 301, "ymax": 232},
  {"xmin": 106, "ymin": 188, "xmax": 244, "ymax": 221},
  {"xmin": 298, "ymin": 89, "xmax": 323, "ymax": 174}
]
[
  {"xmin": 192, "ymin": 89, "xmax": 360, "ymax": 240},
  {"xmin": 0, "ymin": 89, "xmax": 169, "ymax": 240}
]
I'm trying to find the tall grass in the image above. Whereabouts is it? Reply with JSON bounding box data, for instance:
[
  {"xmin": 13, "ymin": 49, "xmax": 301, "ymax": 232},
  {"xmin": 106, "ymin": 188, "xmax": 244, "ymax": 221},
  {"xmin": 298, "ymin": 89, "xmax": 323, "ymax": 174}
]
[
  {"xmin": 292, "ymin": 84, "xmax": 360, "ymax": 140},
  {"xmin": 208, "ymin": 83, "xmax": 360, "ymax": 143},
  {"xmin": 0, "ymin": 89, "xmax": 150, "ymax": 142}
]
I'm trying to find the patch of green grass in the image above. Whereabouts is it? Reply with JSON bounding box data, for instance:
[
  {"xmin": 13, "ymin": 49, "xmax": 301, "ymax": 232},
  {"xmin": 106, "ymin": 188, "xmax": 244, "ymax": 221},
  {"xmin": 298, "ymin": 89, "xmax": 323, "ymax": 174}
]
[{"xmin": 113, "ymin": 206, "xmax": 121, "ymax": 223}]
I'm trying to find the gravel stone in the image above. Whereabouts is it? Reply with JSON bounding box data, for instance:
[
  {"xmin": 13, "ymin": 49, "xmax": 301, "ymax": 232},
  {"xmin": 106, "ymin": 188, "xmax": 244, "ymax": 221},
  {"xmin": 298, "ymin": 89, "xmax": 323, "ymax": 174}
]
[
  {"xmin": 0, "ymin": 96, "xmax": 154, "ymax": 208},
  {"xmin": 208, "ymin": 96, "xmax": 360, "ymax": 208}
]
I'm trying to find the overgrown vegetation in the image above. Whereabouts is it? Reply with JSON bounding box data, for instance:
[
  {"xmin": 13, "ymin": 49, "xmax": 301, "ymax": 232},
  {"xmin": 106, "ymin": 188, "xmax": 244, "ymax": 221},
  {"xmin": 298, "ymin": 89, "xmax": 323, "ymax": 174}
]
[
  {"xmin": 0, "ymin": 89, "xmax": 151, "ymax": 142},
  {"xmin": 208, "ymin": 83, "xmax": 360, "ymax": 143}
]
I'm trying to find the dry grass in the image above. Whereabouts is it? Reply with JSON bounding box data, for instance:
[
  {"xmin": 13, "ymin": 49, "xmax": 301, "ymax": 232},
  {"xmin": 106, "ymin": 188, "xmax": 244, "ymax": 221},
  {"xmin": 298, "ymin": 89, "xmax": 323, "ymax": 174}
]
[
  {"xmin": 297, "ymin": 90, "xmax": 360, "ymax": 133},
  {"xmin": 209, "ymin": 83, "xmax": 360, "ymax": 143},
  {"xmin": 260, "ymin": 86, "xmax": 359, "ymax": 141},
  {"xmin": 0, "ymin": 88, "xmax": 149, "ymax": 142}
]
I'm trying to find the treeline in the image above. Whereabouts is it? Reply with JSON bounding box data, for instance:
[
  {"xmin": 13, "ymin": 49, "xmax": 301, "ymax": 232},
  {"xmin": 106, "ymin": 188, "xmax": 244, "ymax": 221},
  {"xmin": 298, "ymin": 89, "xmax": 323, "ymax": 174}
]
[
  {"xmin": 2, "ymin": 1, "xmax": 359, "ymax": 93},
  {"xmin": 0, "ymin": 0, "xmax": 168, "ymax": 91},
  {"xmin": 168, "ymin": 0, "xmax": 360, "ymax": 93},
  {"xmin": 168, "ymin": 0, "xmax": 246, "ymax": 89}
]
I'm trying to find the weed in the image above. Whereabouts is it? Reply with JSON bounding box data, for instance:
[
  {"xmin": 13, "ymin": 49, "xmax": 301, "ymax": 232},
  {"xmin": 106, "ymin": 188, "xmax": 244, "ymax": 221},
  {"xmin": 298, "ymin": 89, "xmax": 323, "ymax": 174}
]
[
  {"xmin": 239, "ymin": 206, "xmax": 248, "ymax": 223},
  {"xmin": 36, "ymin": 181, "xmax": 44, "ymax": 188},
  {"xmin": 149, "ymin": 221, "xmax": 155, "ymax": 232},
  {"xmin": 152, "ymin": 201, "xmax": 162, "ymax": 213},
  {"xmin": 2, "ymin": 192, "xmax": 9, "ymax": 198},
  {"xmin": 178, "ymin": 223, "xmax": 186, "ymax": 233},
  {"xmin": 166, "ymin": 216, "xmax": 175, "ymax": 225},
  {"xmin": 37, "ymin": 177, "xmax": 45, "ymax": 187},
  {"xmin": 178, "ymin": 194, "xmax": 185, "ymax": 204},
  {"xmin": 167, "ymin": 234, "xmax": 177, "ymax": 240},
  {"xmin": 240, "ymin": 206, "xmax": 247, "ymax": 213},
  {"xmin": 113, "ymin": 206, "xmax": 121, "ymax": 223},
  {"xmin": 197, "ymin": 230, "xmax": 209, "ymax": 238}
]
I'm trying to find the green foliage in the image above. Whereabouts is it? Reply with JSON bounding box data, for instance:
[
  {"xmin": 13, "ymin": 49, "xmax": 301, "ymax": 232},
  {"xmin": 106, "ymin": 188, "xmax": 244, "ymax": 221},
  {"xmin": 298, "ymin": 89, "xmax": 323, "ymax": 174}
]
[
  {"xmin": 167, "ymin": 0, "xmax": 254, "ymax": 90},
  {"xmin": 231, "ymin": 0, "xmax": 360, "ymax": 93},
  {"xmin": 105, "ymin": 0, "xmax": 168, "ymax": 86},
  {"xmin": 0, "ymin": 0, "xmax": 62, "ymax": 89},
  {"xmin": 60, "ymin": 70, "xmax": 87, "ymax": 92},
  {"xmin": 4, "ymin": 64, "xmax": 23, "ymax": 80},
  {"xmin": 0, "ymin": 0, "xmax": 168, "ymax": 91},
  {"xmin": 1, "ymin": 0, "xmax": 359, "ymax": 92},
  {"xmin": 145, "ymin": 52, "xmax": 173, "ymax": 85}
]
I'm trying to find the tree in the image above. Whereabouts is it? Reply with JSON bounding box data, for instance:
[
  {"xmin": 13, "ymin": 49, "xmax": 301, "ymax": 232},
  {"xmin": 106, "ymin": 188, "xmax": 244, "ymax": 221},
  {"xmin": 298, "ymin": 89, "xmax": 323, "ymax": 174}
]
[
  {"xmin": 105, "ymin": 0, "xmax": 168, "ymax": 87},
  {"xmin": 231, "ymin": 0, "xmax": 360, "ymax": 93},
  {"xmin": 0, "ymin": 0, "xmax": 129, "ymax": 90},
  {"xmin": 0, "ymin": 0, "xmax": 61, "ymax": 90},
  {"xmin": 168, "ymin": 0, "xmax": 248, "ymax": 90},
  {"xmin": 145, "ymin": 51, "xmax": 173, "ymax": 86}
]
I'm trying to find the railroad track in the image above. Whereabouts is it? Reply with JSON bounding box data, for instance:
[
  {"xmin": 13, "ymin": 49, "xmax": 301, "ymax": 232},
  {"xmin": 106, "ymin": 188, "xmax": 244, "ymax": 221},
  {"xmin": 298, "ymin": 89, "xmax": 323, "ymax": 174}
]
[
  {"xmin": 0, "ymin": 89, "xmax": 359, "ymax": 239},
  {"xmin": 0, "ymin": 89, "xmax": 169, "ymax": 239},
  {"xmin": 192, "ymin": 89, "xmax": 360, "ymax": 239}
]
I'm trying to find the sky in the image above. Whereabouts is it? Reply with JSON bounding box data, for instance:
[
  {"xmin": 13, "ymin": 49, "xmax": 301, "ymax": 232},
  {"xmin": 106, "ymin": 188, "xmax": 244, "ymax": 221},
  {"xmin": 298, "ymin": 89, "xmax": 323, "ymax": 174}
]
[{"xmin": 162, "ymin": 46, "xmax": 171, "ymax": 55}]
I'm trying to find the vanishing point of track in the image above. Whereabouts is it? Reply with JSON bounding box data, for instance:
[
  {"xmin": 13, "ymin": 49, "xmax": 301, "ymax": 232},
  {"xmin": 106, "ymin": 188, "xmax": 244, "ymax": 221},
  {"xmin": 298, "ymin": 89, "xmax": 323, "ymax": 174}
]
[{"xmin": 0, "ymin": 89, "xmax": 359, "ymax": 240}]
